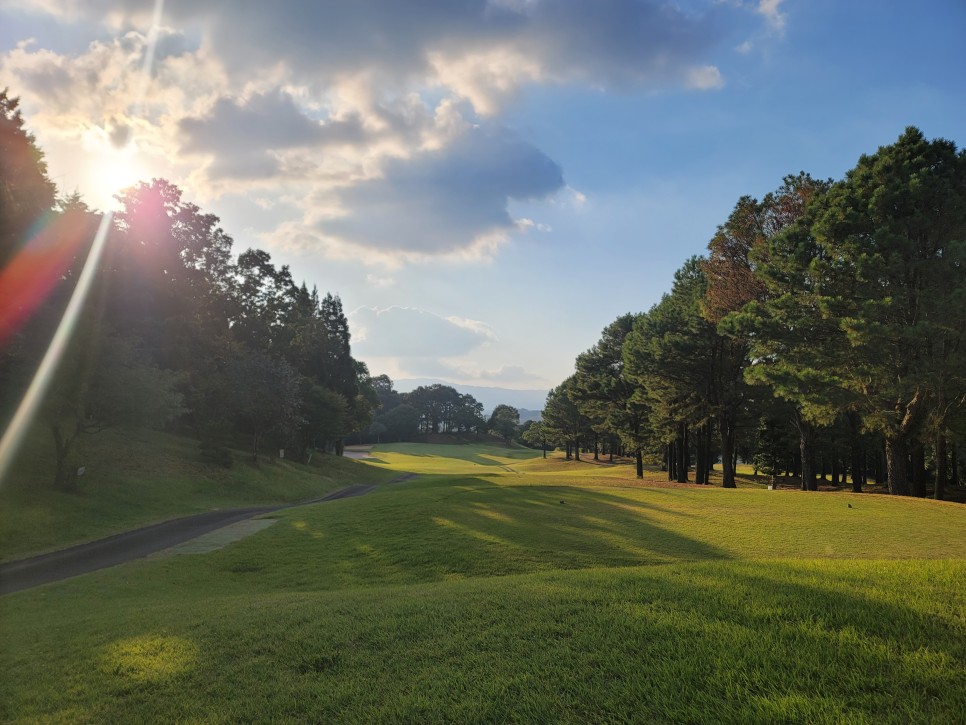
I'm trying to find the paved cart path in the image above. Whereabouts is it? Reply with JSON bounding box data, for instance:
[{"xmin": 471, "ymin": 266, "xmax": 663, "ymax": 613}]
[{"xmin": 0, "ymin": 477, "xmax": 415, "ymax": 596}]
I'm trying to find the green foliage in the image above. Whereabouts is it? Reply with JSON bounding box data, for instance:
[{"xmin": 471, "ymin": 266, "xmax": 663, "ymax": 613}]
[
  {"xmin": 228, "ymin": 350, "xmax": 304, "ymax": 462},
  {"xmin": 521, "ymin": 420, "xmax": 555, "ymax": 456},
  {"xmin": 403, "ymin": 384, "xmax": 485, "ymax": 435},
  {"xmin": 379, "ymin": 403, "xmax": 421, "ymax": 441},
  {"xmin": 811, "ymin": 128, "xmax": 966, "ymax": 493},
  {"xmin": 542, "ymin": 377, "xmax": 590, "ymax": 459},
  {"xmin": 573, "ymin": 314, "xmax": 649, "ymax": 473},
  {"xmin": 487, "ymin": 403, "xmax": 520, "ymax": 445},
  {"xmin": 0, "ymin": 89, "xmax": 57, "ymax": 266},
  {"xmin": 300, "ymin": 384, "xmax": 348, "ymax": 454}
]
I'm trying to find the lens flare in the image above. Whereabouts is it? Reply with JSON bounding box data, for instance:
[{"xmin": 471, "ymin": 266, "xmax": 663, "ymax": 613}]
[
  {"xmin": 0, "ymin": 0, "xmax": 165, "ymax": 487},
  {"xmin": 0, "ymin": 213, "xmax": 113, "ymax": 485},
  {"xmin": 0, "ymin": 213, "xmax": 94, "ymax": 347}
]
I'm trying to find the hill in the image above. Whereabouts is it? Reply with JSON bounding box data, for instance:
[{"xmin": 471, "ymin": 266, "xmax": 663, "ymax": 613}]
[{"xmin": 3, "ymin": 442, "xmax": 965, "ymax": 722}]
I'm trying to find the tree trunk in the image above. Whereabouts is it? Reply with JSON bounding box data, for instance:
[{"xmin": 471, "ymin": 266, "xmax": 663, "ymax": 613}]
[
  {"xmin": 705, "ymin": 420, "xmax": 714, "ymax": 479},
  {"xmin": 720, "ymin": 412, "xmax": 736, "ymax": 488},
  {"xmin": 51, "ymin": 425, "xmax": 78, "ymax": 491},
  {"xmin": 667, "ymin": 443, "xmax": 675, "ymax": 481},
  {"xmin": 636, "ymin": 448, "xmax": 644, "ymax": 479},
  {"xmin": 884, "ymin": 435, "xmax": 910, "ymax": 495},
  {"xmin": 831, "ymin": 456, "xmax": 840, "ymax": 486},
  {"xmin": 935, "ymin": 434, "xmax": 947, "ymax": 501},
  {"xmin": 850, "ymin": 442, "xmax": 864, "ymax": 493},
  {"xmin": 695, "ymin": 422, "xmax": 707, "ymax": 485},
  {"xmin": 799, "ymin": 420, "xmax": 817, "ymax": 491},
  {"xmin": 565, "ymin": 442, "xmax": 572, "ymax": 460},
  {"xmin": 574, "ymin": 440, "xmax": 581, "ymax": 462},
  {"xmin": 676, "ymin": 421, "xmax": 688, "ymax": 483},
  {"xmin": 952, "ymin": 441, "xmax": 959, "ymax": 487},
  {"xmin": 910, "ymin": 442, "xmax": 927, "ymax": 497}
]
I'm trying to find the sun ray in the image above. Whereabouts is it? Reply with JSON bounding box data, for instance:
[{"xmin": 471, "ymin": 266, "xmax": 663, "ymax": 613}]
[{"xmin": 0, "ymin": 0, "xmax": 166, "ymax": 488}]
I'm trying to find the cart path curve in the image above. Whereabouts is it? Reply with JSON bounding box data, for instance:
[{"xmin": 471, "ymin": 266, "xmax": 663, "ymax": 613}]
[{"xmin": 0, "ymin": 475, "xmax": 417, "ymax": 596}]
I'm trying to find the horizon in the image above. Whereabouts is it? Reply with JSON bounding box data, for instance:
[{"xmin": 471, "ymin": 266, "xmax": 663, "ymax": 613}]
[{"xmin": 2, "ymin": 0, "xmax": 964, "ymax": 391}]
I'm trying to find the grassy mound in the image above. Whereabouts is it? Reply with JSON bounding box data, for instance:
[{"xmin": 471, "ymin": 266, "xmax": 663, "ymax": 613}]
[
  {"xmin": 2, "ymin": 442, "xmax": 964, "ymax": 722},
  {"xmin": 0, "ymin": 427, "xmax": 395, "ymax": 561}
]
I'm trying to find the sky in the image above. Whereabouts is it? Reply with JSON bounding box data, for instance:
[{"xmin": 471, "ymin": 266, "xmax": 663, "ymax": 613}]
[{"xmin": 2, "ymin": 0, "xmax": 964, "ymax": 396}]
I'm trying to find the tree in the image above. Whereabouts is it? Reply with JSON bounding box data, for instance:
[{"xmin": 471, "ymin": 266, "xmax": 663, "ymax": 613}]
[
  {"xmin": 381, "ymin": 403, "xmax": 420, "ymax": 441},
  {"xmin": 453, "ymin": 394, "xmax": 486, "ymax": 435},
  {"xmin": 625, "ymin": 260, "xmax": 720, "ymax": 484},
  {"xmin": 228, "ymin": 350, "xmax": 304, "ymax": 463},
  {"xmin": 488, "ymin": 404, "xmax": 520, "ymax": 447},
  {"xmin": 574, "ymin": 314, "xmax": 649, "ymax": 477},
  {"xmin": 230, "ymin": 248, "xmax": 296, "ymax": 354},
  {"xmin": 298, "ymin": 384, "xmax": 349, "ymax": 458},
  {"xmin": 808, "ymin": 128, "xmax": 966, "ymax": 495},
  {"xmin": 711, "ymin": 173, "xmax": 833, "ymax": 490},
  {"xmin": 522, "ymin": 420, "xmax": 555, "ymax": 458},
  {"xmin": 370, "ymin": 374, "xmax": 401, "ymax": 411},
  {"xmin": 1, "ymin": 89, "xmax": 57, "ymax": 268},
  {"xmin": 42, "ymin": 329, "xmax": 185, "ymax": 489},
  {"xmin": 109, "ymin": 180, "xmax": 235, "ymax": 369},
  {"xmin": 543, "ymin": 379, "xmax": 589, "ymax": 461},
  {"xmin": 405, "ymin": 384, "xmax": 461, "ymax": 434}
]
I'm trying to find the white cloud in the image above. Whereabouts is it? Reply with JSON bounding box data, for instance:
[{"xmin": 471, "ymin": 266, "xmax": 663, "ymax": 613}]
[
  {"xmin": 319, "ymin": 122, "xmax": 564, "ymax": 256},
  {"xmin": 365, "ymin": 274, "xmax": 395, "ymax": 288},
  {"xmin": 478, "ymin": 365, "xmax": 546, "ymax": 384},
  {"xmin": 686, "ymin": 65, "xmax": 724, "ymax": 91},
  {"xmin": 1, "ymin": 0, "xmax": 780, "ymax": 258},
  {"xmin": 756, "ymin": 0, "xmax": 786, "ymax": 32},
  {"xmin": 349, "ymin": 306, "xmax": 494, "ymax": 358}
]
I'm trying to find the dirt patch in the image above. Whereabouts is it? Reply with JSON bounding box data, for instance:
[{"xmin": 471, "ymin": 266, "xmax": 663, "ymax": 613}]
[
  {"xmin": 150, "ymin": 518, "xmax": 279, "ymax": 557},
  {"xmin": 342, "ymin": 449, "xmax": 373, "ymax": 460}
]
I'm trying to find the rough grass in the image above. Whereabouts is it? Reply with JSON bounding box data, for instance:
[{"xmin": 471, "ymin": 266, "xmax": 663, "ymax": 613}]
[
  {"xmin": 2, "ymin": 442, "xmax": 965, "ymax": 722},
  {"xmin": 0, "ymin": 427, "xmax": 396, "ymax": 561}
]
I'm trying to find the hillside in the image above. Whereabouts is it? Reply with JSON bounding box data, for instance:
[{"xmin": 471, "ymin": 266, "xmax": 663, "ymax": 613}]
[{"xmin": 2, "ymin": 443, "xmax": 964, "ymax": 722}]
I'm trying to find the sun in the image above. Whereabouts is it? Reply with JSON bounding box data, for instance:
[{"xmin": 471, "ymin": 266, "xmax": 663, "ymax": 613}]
[
  {"xmin": 80, "ymin": 127, "xmax": 150, "ymax": 211},
  {"xmin": 92, "ymin": 147, "xmax": 147, "ymax": 208}
]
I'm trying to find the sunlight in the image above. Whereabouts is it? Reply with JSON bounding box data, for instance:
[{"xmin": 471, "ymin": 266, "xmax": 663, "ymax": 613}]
[
  {"xmin": 105, "ymin": 635, "xmax": 198, "ymax": 682},
  {"xmin": 81, "ymin": 123, "xmax": 151, "ymax": 211},
  {"xmin": 0, "ymin": 0, "xmax": 165, "ymax": 489},
  {"xmin": 81, "ymin": 133, "xmax": 148, "ymax": 210}
]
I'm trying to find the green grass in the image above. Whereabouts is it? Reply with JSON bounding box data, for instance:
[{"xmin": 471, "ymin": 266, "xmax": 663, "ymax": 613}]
[
  {"xmin": 2, "ymin": 442, "xmax": 965, "ymax": 722},
  {"xmin": 0, "ymin": 427, "xmax": 396, "ymax": 561}
]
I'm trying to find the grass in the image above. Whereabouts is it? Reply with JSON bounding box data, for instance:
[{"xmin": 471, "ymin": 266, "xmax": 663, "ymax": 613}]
[
  {"xmin": 2, "ymin": 442, "xmax": 965, "ymax": 722},
  {"xmin": 0, "ymin": 426, "xmax": 396, "ymax": 561}
]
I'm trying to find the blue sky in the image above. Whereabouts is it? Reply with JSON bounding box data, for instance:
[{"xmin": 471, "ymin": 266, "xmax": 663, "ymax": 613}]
[{"xmin": 2, "ymin": 0, "xmax": 964, "ymax": 394}]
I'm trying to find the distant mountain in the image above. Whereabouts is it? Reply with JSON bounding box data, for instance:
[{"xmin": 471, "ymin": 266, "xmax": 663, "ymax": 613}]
[
  {"xmin": 395, "ymin": 378, "xmax": 547, "ymax": 414},
  {"xmin": 518, "ymin": 408, "xmax": 542, "ymax": 423}
]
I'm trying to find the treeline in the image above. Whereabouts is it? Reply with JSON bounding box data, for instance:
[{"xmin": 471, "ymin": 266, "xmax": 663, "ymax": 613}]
[
  {"xmin": 1, "ymin": 91, "xmax": 374, "ymax": 488},
  {"xmin": 367, "ymin": 379, "xmax": 521, "ymax": 446},
  {"xmin": 536, "ymin": 128, "xmax": 966, "ymax": 499}
]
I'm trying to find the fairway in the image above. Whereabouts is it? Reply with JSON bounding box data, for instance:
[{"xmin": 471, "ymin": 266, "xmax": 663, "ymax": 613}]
[{"xmin": 2, "ymin": 443, "xmax": 965, "ymax": 723}]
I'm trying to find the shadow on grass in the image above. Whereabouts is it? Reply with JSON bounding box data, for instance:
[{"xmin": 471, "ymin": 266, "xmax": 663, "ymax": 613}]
[
  {"xmin": 249, "ymin": 475, "xmax": 730, "ymax": 592},
  {"xmin": 4, "ymin": 467, "xmax": 964, "ymax": 722},
  {"xmin": 4, "ymin": 556, "xmax": 962, "ymax": 724}
]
